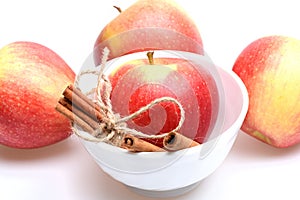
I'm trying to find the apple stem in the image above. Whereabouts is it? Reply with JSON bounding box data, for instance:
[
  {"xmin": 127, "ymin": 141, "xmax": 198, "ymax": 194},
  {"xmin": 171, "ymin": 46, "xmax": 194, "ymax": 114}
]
[
  {"xmin": 113, "ymin": 6, "xmax": 122, "ymax": 13},
  {"xmin": 147, "ymin": 51, "xmax": 155, "ymax": 65}
]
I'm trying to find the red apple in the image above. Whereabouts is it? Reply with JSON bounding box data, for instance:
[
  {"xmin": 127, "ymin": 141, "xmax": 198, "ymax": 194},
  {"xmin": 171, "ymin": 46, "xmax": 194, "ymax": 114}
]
[
  {"xmin": 0, "ymin": 41, "xmax": 75, "ymax": 149},
  {"xmin": 233, "ymin": 35, "xmax": 300, "ymax": 148},
  {"xmin": 93, "ymin": 0, "xmax": 203, "ymax": 65},
  {"xmin": 108, "ymin": 53, "xmax": 219, "ymax": 147}
]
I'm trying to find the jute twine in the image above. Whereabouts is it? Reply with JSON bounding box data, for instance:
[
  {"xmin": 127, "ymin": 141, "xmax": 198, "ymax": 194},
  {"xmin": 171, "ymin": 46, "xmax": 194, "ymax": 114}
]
[{"xmin": 74, "ymin": 48, "xmax": 185, "ymax": 144}]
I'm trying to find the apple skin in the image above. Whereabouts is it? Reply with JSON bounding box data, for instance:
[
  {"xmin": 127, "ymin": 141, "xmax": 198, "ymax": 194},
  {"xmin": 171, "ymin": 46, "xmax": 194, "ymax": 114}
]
[
  {"xmin": 93, "ymin": 0, "xmax": 203, "ymax": 65},
  {"xmin": 0, "ymin": 41, "xmax": 75, "ymax": 149},
  {"xmin": 108, "ymin": 57, "xmax": 218, "ymax": 147},
  {"xmin": 232, "ymin": 35, "xmax": 300, "ymax": 148}
]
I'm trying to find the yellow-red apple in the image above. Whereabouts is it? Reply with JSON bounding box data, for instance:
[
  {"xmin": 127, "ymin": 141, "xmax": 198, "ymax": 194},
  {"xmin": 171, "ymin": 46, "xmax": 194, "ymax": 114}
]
[
  {"xmin": 233, "ymin": 35, "xmax": 300, "ymax": 148},
  {"xmin": 108, "ymin": 53, "xmax": 219, "ymax": 147},
  {"xmin": 0, "ymin": 41, "xmax": 75, "ymax": 148},
  {"xmin": 93, "ymin": 0, "xmax": 203, "ymax": 65}
]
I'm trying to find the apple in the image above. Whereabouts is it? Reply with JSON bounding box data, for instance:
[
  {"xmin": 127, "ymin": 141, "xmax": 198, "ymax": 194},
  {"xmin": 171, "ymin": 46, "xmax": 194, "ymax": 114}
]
[
  {"xmin": 232, "ymin": 35, "xmax": 300, "ymax": 148},
  {"xmin": 0, "ymin": 41, "xmax": 75, "ymax": 149},
  {"xmin": 93, "ymin": 0, "xmax": 203, "ymax": 65},
  {"xmin": 108, "ymin": 52, "xmax": 219, "ymax": 147}
]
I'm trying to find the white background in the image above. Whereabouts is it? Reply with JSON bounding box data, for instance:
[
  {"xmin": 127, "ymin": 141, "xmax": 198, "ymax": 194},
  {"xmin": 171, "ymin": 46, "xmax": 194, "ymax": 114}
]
[{"xmin": 1, "ymin": 0, "xmax": 300, "ymax": 199}]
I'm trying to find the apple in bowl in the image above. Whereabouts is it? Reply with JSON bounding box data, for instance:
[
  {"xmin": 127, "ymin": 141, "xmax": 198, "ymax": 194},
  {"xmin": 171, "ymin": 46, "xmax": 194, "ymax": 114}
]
[
  {"xmin": 108, "ymin": 51, "xmax": 221, "ymax": 147},
  {"xmin": 75, "ymin": 50, "xmax": 225, "ymax": 152}
]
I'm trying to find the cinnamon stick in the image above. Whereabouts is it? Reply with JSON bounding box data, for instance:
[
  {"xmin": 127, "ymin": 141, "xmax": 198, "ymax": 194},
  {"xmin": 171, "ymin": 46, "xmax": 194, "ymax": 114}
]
[
  {"xmin": 163, "ymin": 132, "xmax": 200, "ymax": 151},
  {"xmin": 56, "ymin": 84, "xmax": 165, "ymax": 152},
  {"xmin": 63, "ymin": 84, "xmax": 107, "ymax": 123},
  {"xmin": 58, "ymin": 97, "xmax": 101, "ymax": 132},
  {"xmin": 55, "ymin": 101, "xmax": 95, "ymax": 134},
  {"xmin": 121, "ymin": 134, "xmax": 166, "ymax": 152}
]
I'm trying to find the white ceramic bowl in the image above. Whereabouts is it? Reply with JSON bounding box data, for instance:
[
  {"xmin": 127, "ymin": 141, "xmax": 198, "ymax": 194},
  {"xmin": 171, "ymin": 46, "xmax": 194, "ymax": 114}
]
[{"xmin": 77, "ymin": 54, "xmax": 249, "ymax": 198}]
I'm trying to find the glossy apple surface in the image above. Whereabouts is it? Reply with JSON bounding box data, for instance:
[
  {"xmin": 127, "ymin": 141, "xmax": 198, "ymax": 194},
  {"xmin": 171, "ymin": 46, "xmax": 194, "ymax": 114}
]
[
  {"xmin": 108, "ymin": 56, "xmax": 218, "ymax": 147},
  {"xmin": 233, "ymin": 35, "xmax": 300, "ymax": 148},
  {"xmin": 93, "ymin": 0, "xmax": 203, "ymax": 65},
  {"xmin": 0, "ymin": 41, "xmax": 75, "ymax": 148}
]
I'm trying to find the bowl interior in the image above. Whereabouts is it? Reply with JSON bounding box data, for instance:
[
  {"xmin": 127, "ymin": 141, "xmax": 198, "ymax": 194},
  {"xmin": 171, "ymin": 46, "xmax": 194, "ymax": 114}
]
[{"xmin": 221, "ymin": 67, "xmax": 248, "ymax": 132}]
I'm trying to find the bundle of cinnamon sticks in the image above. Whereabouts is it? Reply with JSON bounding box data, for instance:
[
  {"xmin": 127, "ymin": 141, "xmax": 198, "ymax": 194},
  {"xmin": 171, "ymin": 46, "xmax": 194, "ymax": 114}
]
[{"xmin": 55, "ymin": 84, "xmax": 199, "ymax": 152}]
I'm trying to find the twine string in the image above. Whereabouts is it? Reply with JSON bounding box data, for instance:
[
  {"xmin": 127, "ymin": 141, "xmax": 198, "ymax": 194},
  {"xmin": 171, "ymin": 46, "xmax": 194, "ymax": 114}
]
[{"xmin": 75, "ymin": 47, "xmax": 186, "ymax": 143}]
